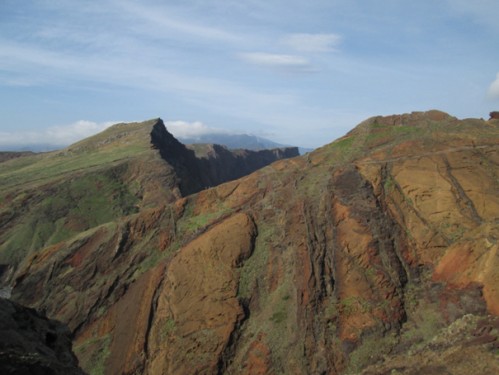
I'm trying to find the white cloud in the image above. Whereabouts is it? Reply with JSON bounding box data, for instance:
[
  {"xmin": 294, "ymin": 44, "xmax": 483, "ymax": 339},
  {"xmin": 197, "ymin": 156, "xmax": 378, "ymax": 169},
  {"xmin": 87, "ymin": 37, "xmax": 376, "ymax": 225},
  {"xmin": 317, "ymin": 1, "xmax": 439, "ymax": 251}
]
[
  {"xmin": 164, "ymin": 120, "xmax": 229, "ymax": 138},
  {"xmin": 282, "ymin": 33, "xmax": 342, "ymax": 53},
  {"xmin": 488, "ymin": 73, "xmax": 499, "ymax": 98},
  {"xmin": 0, "ymin": 120, "xmax": 118, "ymax": 149},
  {"xmin": 238, "ymin": 52, "xmax": 311, "ymax": 70}
]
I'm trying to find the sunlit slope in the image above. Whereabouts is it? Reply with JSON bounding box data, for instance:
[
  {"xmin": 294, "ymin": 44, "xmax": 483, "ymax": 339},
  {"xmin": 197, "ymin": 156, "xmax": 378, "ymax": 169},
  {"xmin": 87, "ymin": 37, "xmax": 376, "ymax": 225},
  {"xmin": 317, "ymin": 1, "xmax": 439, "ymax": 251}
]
[
  {"xmin": 4, "ymin": 111, "xmax": 499, "ymax": 374},
  {"xmin": 0, "ymin": 119, "xmax": 178, "ymax": 267}
]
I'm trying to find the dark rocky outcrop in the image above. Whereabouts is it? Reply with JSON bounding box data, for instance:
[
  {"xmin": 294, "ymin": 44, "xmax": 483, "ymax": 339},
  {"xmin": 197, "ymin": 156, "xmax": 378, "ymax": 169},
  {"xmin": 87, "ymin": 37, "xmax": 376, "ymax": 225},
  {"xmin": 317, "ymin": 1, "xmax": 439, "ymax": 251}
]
[
  {"xmin": 188, "ymin": 143, "xmax": 299, "ymax": 192},
  {"xmin": 150, "ymin": 119, "xmax": 299, "ymax": 195},
  {"xmin": 0, "ymin": 298, "xmax": 83, "ymax": 374}
]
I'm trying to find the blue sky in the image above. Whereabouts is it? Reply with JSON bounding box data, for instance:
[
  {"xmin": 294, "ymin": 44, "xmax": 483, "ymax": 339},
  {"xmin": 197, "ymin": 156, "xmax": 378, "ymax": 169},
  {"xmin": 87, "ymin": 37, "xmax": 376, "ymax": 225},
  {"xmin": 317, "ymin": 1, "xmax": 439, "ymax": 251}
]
[{"xmin": 1, "ymin": 0, "xmax": 498, "ymax": 149}]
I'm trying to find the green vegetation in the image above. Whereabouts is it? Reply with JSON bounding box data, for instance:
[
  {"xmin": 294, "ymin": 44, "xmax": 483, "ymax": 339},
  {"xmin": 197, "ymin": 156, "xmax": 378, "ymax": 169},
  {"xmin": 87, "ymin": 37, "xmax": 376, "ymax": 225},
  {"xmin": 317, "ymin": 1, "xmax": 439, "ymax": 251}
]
[
  {"xmin": 160, "ymin": 318, "xmax": 176, "ymax": 339},
  {"xmin": 175, "ymin": 196, "xmax": 231, "ymax": 237},
  {"xmin": 365, "ymin": 124, "xmax": 423, "ymax": 145},
  {"xmin": 178, "ymin": 210, "xmax": 226, "ymax": 233},
  {"xmin": 237, "ymin": 222, "xmax": 273, "ymax": 299},
  {"xmin": 73, "ymin": 334, "xmax": 112, "ymax": 375},
  {"xmin": 326, "ymin": 295, "xmax": 372, "ymax": 321},
  {"xmin": 333, "ymin": 136, "xmax": 355, "ymax": 152},
  {"xmin": 346, "ymin": 332, "xmax": 399, "ymax": 374},
  {"xmin": 401, "ymin": 305, "xmax": 444, "ymax": 350},
  {"xmin": 0, "ymin": 120, "xmax": 160, "ymax": 226},
  {"xmin": 270, "ymin": 310, "xmax": 287, "ymax": 324},
  {"xmin": 383, "ymin": 175, "xmax": 395, "ymax": 192},
  {"xmin": 0, "ymin": 145, "xmax": 149, "ymax": 193},
  {"xmin": 0, "ymin": 122, "xmax": 154, "ymax": 265},
  {"xmin": 0, "ymin": 168, "xmax": 138, "ymax": 265}
]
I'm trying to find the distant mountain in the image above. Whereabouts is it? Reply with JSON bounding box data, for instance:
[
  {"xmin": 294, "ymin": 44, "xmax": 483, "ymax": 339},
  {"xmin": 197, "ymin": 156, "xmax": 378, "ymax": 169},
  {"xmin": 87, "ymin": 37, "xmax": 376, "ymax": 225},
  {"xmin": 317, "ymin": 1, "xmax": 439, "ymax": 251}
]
[
  {"xmin": 177, "ymin": 133, "xmax": 313, "ymax": 154},
  {"xmin": 0, "ymin": 151, "xmax": 35, "ymax": 163},
  {"xmin": 0, "ymin": 144, "xmax": 62, "ymax": 152},
  {"xmin": 1, "ymin": 130, "xmax": 314, "ymax": 154}
]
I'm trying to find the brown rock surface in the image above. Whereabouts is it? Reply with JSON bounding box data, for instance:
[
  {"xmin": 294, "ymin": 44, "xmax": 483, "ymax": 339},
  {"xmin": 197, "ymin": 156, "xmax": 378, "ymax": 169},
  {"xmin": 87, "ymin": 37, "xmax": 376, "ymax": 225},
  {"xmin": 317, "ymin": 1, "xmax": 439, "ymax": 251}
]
[
  {"xmin": 1, "ymin": 111, "xmax": 498, "ymax": 374},
  {"xmin": 146, "ymin": 213, "xmax": 256, "ymax": 374}
]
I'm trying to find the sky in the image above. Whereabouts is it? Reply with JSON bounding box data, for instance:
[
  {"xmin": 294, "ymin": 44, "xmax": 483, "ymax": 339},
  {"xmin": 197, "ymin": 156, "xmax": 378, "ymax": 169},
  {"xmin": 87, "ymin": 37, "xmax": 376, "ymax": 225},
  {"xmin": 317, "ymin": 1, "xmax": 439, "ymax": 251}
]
[{"xmin": 1, "ymin": 0, "xmax": 498, "ymax": 150}]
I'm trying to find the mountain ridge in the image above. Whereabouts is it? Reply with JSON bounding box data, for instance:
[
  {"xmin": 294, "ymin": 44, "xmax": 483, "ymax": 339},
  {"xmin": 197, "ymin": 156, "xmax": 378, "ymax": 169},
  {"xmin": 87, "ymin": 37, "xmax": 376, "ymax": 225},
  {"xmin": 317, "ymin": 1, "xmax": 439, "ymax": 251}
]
[
  {"xmin": 0, "ymin": 118, "xmax": 298, "ymax": 272},
  {"xmin": 177, "ymin": 132, "xmax": 313, "ymax": 154},
  {"xmin": 1, "ymin": 110, "xmax": 498, "ymax": 374}
]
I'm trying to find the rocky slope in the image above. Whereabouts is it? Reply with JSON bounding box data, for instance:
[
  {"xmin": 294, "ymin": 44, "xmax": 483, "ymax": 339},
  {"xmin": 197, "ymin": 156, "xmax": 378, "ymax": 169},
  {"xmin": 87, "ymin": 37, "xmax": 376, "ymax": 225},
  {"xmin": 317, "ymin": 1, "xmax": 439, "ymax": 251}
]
[
  {"xmin": 1, "ymin": 111, "xmax": 498, "ymax": 374},
  {"xmin": 0, "ymin": 297, "xmax": 83, "ymax": 374},
  {"xmin": 358, "ymin": 314, "xmax": 499, "ymax": 375}
]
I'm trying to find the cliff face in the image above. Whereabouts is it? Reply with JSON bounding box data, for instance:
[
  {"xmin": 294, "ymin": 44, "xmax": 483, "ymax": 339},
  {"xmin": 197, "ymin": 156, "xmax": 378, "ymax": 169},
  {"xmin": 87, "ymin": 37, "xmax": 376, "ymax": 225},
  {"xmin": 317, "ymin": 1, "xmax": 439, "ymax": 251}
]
[
  {"xmin": 150, "ymin": 122, "xmax": 299, "ymax": 195},
  {"xmin": 2, "ymin": 111, "xmax": 498, "ymax": 374},
  {"xmin": 188, "ymin": 143, "xmax": 299, "ymax": 190}
]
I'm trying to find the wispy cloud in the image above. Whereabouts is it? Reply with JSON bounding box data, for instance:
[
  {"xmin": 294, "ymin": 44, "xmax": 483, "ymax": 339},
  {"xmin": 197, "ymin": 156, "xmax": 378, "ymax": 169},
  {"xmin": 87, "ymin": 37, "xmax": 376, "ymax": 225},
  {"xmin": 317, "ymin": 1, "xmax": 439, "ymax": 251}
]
[
  {"xmin": 282, "ymin": 33, "xmax": 342, "ymax": 53},
  {"xmin": 116, "ymin": 0, "xmax": 242, "ymax": 43},
  {"xmin": 238, "ymin": 52, "xmax": 312, "ymax": 71},
  {"xmin": 1, "ymin": 0, "xmax": 496, "ymax": 149},
  {"xmin": 0, "ymin": 121, "xmax": 118, "ymax": 149},
  {"xmin": 0, "ymin": 37, "xmax": 298, "ymax": 109},
  {"xmin": 489, "ymin": 73, "xmax": 499, "ymax": 98}
]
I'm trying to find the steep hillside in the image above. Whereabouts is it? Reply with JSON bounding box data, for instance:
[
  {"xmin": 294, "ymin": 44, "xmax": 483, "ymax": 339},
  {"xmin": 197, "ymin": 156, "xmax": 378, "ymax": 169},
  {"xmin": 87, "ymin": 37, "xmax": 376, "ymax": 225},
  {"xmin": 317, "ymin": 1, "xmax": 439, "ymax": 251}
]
[
  {"xmin": 0, "ymin": 118, "xmax": 297, "ymax": 276},
  {"xmin": 2, "ymin": 111, "xmax": 498, "ymax": 374}
]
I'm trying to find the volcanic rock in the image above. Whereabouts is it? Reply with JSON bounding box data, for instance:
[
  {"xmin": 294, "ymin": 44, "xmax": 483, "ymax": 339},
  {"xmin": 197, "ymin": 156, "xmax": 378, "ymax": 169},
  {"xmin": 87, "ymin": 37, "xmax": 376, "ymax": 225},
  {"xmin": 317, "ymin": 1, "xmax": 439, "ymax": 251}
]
[
  {"xmin": 0, "ymin": 298, "xmax": 83, "ymax": 374},
  {"xmin": 1, "ymin": 111, "xmax": 498, "ymax": 374}
]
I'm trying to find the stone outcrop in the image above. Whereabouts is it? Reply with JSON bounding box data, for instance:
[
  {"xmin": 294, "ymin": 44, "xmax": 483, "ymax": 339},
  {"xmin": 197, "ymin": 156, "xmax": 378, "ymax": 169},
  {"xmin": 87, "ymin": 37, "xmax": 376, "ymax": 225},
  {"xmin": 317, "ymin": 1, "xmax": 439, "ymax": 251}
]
[{"xmin": 0, "ymin": 298, "xmax": 83, "ymax": 374}]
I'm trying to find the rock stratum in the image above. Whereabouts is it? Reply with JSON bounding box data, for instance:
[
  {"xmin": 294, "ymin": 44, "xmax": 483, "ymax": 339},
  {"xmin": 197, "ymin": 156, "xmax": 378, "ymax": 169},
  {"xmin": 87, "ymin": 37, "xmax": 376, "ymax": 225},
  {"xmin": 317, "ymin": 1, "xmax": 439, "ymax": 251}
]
[{"xmin": 0, "ymin": 111, "xmax": 498, "ymax": 374}]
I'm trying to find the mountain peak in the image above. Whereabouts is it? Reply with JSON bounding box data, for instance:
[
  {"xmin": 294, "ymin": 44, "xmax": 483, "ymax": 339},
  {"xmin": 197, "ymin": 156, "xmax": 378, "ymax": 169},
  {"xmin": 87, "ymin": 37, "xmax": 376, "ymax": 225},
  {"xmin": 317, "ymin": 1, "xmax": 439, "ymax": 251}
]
[
  {"xmin": 67, "ymin": 118, "xmax": 165, "ymax": 153},
  {"xmin": 351, "ymin": 110, "xmax": 456, "ymax": 134}
]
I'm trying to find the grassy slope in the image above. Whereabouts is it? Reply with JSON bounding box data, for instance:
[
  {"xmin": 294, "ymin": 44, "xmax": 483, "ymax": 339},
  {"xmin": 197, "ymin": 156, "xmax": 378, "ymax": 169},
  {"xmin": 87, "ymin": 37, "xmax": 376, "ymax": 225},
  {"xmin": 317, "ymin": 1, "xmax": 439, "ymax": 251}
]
[{"xmin": 0, "ymin": 120, "xmax": 159, "ymax": 266}]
